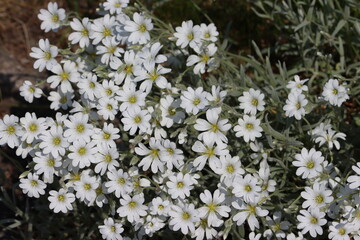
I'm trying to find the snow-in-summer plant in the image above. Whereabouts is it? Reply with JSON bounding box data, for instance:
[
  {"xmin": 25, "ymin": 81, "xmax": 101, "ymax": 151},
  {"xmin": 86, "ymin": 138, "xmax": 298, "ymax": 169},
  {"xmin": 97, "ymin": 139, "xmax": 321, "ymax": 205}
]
[{"xmin": 1, "ymin": 0, "xmax": 359, "ymax": 239}]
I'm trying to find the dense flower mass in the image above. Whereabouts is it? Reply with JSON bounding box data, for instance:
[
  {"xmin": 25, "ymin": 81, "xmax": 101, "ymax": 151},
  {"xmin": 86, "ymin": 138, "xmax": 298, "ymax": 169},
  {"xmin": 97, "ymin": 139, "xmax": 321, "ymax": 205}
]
[{"xmin": 0, "ymin": 0, "xmax": 359, "ymax": 239}]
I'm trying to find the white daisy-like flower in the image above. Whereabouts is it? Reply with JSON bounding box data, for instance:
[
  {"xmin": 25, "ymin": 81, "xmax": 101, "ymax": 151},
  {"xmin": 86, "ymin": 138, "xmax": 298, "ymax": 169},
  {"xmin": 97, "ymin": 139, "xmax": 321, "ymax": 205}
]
[
  {"xmin": 29, "ymin": 39, "xmax": 58, "ymax": 72},
  {"xmin": 33, "ymin": 152, "xmax": 61, "ymax": 184},
  {"xmin": 63, "ymin": 112, "xmax": 94, "ymax": 143},
  {"xmin": 297, "ymin": 208, "xmax": 327, "ymax": 238},
  {"xmin": 20, "ymin": 112, "xmax": 47, "ymax": 144},
  {"xmin": 0, "ymin": 115, "xmax": 22, "ymax": 148},
  {"xmin": 19, "ymin": 173, "xmax": 46, "ymax": 198},
  {"xmin": 74, "ymin": 175, "xmax": 99, "ymax": 203},
  {"xmin": 160, "ymin": 96, "xmax": 185, "ymax": 128},
  {"xmin": 105, "ymin": 168, "xmax": 133, "ymax": 198},
  {"xmin": 238, "ymin": 88, "xmax": 266, "ymax": 115},
  {"xmin": 232, "ymin": 174, "xmax": 261, "ymax": 203},
  {"xmin": 293, "ymin": 148, "xmax": 324, "ymax": 179},
  {"xmin": 117, "ymin": 193, "xmax": 148, "ymax": 223},
  {"xmin": 283, "ymin": 91, "xmax": 308, "ymax": 120},
  {"xmin": 68, "ymin": 17, "xmax": 93, "ymax": 48},
  {"xmin": 19, "ymin": 81, "xmax": 43, "ymax": 103},
  {"xmin": 93, "ymin": 145, "xmax": 120, "ymax": 175},
  {"xmin": 234, "ymin": 115, "xmax": 263, "ymax": 142},
  {"xmin": 96, "ymin": 79, "xmax": 120, "ymax": 99},
  {"xmin": 117, "ymin": 83, "xmax": 147, "ymax": 112},
  {"xmin": 98, "ymin": 217, "xmax": 124, "ymax": 240},
  {"xmin": 328, "ymin": 221, "xmax": 352, "ymax": 240},
  {"xmin": 199, "ymin": 23, "xmax": 219, "ymax": 42},
  {"xmin": 180, "ymin": 87, "xmax": 209, "ymax": 115},
  {"xmin": 96, "ymin": 37, "xmax": 124, "ymax": 65},
  {"xmin": 97, "ymin": 97, "xmax": 118, "ymax": 121},
  {"xmin": 103, "ymin": 0, "xmax": 129, "ymax": 14},
  {"xmin": 47, "ymin": 60, "xmax": 80, "ymax": 92},
  {"xmin": 286, "ymin": 75, "xmax": 309, "ymax": 93},
  {"xmin": 263, "ymin": 211, "xmax": 290, "ymax": 240},
  {"xmin": 48, "ymin": 188, "xmax": 76, "ymax": 213},
  {"xmin": 109, "ymin": 50, "xmax": 141, "ymax": 85},
  {"xmin": 48, "ymin": 90, "xmax": 74, "ymax": 111},
  {"xmin": 210, "ymin": 154, "xmax": 245, "ymax": 182},
  {"xmin": 135, "ymin": 138, "xmax": 165, "ymax": 173},
  {"xmin": 92, "ymin": 123, "xmax": 120, "ymax": 148},
  {"xmin": 39, "ymin": 125, "xmax": 69, "ymax": 158},
  {"xmin": 198, "ymin": 189, "xmax": 231, "ymax": 227},
  {"xmin": 347, "ymin": 162, "xmax": 360, "ymax": 189},
  {"xmin": 77, "ymin": 73, "xmax": 100, "ymax": 101},
  {"xmin": 169, "ymin": 202, "xmax": 200, "ymax": 235},
  {"xmin": 207, "ymin": 85, "xmax": 227, "ymax": 103},
  {"xmin": 174, "ymin": 20, "xmax": 201, "ymax": 49},
  {"xmin": 301, "ymin": 182, "xmax": 334, "ymax": 209},
  {"xmin": 124, "ymin": 12, "xmax": 153, "ymax": 45},
  {"xmin": 68, "ymin": 139, "xmax": 97, "ymax": 169},
  {"xmin": 90, "ymin": 14, "xmax": 116, "ymax": 45},
  {"xmin": 133, "ymin": 63, "xmax": 171, "ymax": 93},
  {"xmin": 186, "ymin": 43, "xmax": 217, "ymax": 74},
  {"xmin": 149, "ymin": 197, "xmax": 171, "ymax": 216},
  {"xmin": 38, "ymin": 2, "xmax": 66, "ymax": 32},
  {"xmin": 166, "ymin": 172, "xmax": 197, "ymax": 199},
  {"xmin": 160, "ymin": 139, "xmax": 184, "ymax": 170},
  {"xmin": 121, "ymin": 106, "xmax": 151, "ymax": 135},
  {"xmin": 322, "ymin": 79, "xmax": 349, "ymax": 107},
  {"xmin": 194, "ymin": 107, "xmax": 231, "ymax": 144},
  {"xmin": 138, "ymin": 42, "xmax": 167, "ymax": 70}
]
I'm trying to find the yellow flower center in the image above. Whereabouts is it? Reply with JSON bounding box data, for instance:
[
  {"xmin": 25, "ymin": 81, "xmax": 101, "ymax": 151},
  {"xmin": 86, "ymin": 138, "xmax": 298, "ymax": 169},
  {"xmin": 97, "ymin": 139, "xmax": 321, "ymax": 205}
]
[
  {"xmin": 306, "ymin": 160, "xmax": 315, "ymax": 169},
  {"xmin": 47, "ymin": 158, "xmax": 55, "ymax": 167},
  {"xmin": 207, "ymin": 203, "xmax": 217, "ymax": 212},
  {"xmin": 245, "ymin": 184, "xmax": 252, "ymax": 192},
  {"xmin": 315, "ymin": 194, "xmax": 324, "ymax": 204},
  {"xmin": 134, "ymin": 115, "xmax": 142, "ymax": 123},
  {"xmin": 76, "ymin": 124, "xmax": 85, "ymax": 133},
  {"xmin": 52, "ymin": 137, "xmax": 61, "ymax": 146},
  {"xmin": 211, "ymin": 123, "xmax": 219, "ymax": 132},
  {"xmin": 226, "ymin": 164, "xmax": 235, "ymax": 173},
  {"xmin": 310, "ymin": 217, "xmax": 318, "ymax": 224},
  {"xmin": 296, "ymin": 83, "xmax": 302, "ymax": 88},
  {"xmin": 89, "ymin": 82, "xmax": 95, "ymax": 88},
  {"xmin": 6, "ymin": 126, "xmax": 15, "ymax": 135},
  {"xmin": 29, "ymin": 87, "xmax": 35, "ymax": 93},
  {"xmin": 128, "ymin": 201, "xmax": 137, "ymax": 209},
  {"xmin": 77, "ymin": 147, "xmax": 87, "ymax": 156},
  {"xmin": 58, "ymin": 195, "xmax": 65, "ymax": 202},
  {"xmin": 83, "ymin": 183, "xmax": 91, "ymax": 190},
  {"xmin": 44, "ymin": 51, "xmax": 52, "ymax": 60},
  {"xmin": 128, "ymin": 95, "xmax": 137, "ymax": 103},
  {"xmin": 193, "ymin": 98, "xmax": 201, "ymax": 106},
  {"xmin": 149, "ymin": 72, "xmax": 159, "ymax": 81},
  {"xmin": 177, "ymin": 181, "xmax": 184, "ymax": 188},
  {"xmin": 28, "ymin": 123, "xmax": 38, "ymax": 132},
  {"xmin": 103, "ymin": 28, "xmax": 112, "ymax": 37},
  {"xmin": 248, "ymin": 205, "xmax": 256, "ymax": 215},
  {"xmin": 103, "ymin": 132, "xmax": 111, "ymax": 140},
  {"xmin": 204, "ymin": 32, "xmax": 211, "ymax": 38},
  {"xmin": 105, "ymin": 88, "xmax": 113, "ymax": 96},
  {"xmin": 296, "ymin": 102, "xmax": 301, "ymax": 109},
  {"xmin": 60, "ymin": 96, "xmax": 67, "ymax": 104},
  {"xmin": 70, "ymin": 173, "xmax": 81, "ymax": 181},
  {"xmin": 114, "ymin": 2, "xmax": 121, "ymax": 8},
  {"xmin": 31, "ymin": 180, "xmax": 38, "ymax": 186},
  {"xmin": 168, "ymin": 107, "xmax": 176, "ymax": 116},
  {"xmin": 104, "ymin": 154, "xmax": 112, "ymax": 163},
  {"xmin": 52, "ymin": 14, "xmax": 59, "ymax": 23},
  {"xmin": 246, "ymin": 123, "xmax": 254, "ymax": 130},
  {"xmin": 125, "ymin": 65, "xmax": 133, "ymax": 74},
  {"xmin": 332, "ymin": 89, "xmax": 338, "ymax": 95},
  {"xmin": 60, "ymin": 72, "xmax": 69, "ymax": 81},
  {"xmin": 110, "ymin": 225, "xmax": 116, "ymax": 232},
  {"xmin": 96, "ymin": 187, "xmax": 102, "ymax": 195},
  {"xmin": 201, "ymin": 55, "xmax": 209, "ymax": 63},
  {"xmin": 117, "ymin": 177, "xmax": 126, "ymax": 185},
  {"xmin": 167, "ymin": 148, "xmax": 174, "ymax": 155},
  {"xmin": 138, "ymin": 24, "xmax": 147, "ymax": 33},
  {"xmin": 106, "ymin": 104, "xmax": 113, "ymax": 110},
  {"xmin": 187, "ymin": 33, "xmax": 194, "ymax": 41},
  {"xmin": 81, "ymin": 28, "xmax": 89, "ymax": 36},
  {"xmin": 273, "ymin": 223, "xmax": 281, "ymax": 232},
  {"xmin": 252, "ymin": 98, "xmax": 258, "ymax": 106},
  {"xmin": 205, "ymin": 146, "xmax": 215, "ymax": 157},
  {"xmin": 158, "ymin": 205, "xmax": 164, "ymax": 210},
  {"xmin": 107, "ymin": 47, "xmax": 116, "ymax": 54},
  {"xmin": 338, "ymin": 228, "xmax": 346, "ymax": 235},
  {"xmin": 182, "ymin": 212, "xmax": 190, "ymax": 220}
]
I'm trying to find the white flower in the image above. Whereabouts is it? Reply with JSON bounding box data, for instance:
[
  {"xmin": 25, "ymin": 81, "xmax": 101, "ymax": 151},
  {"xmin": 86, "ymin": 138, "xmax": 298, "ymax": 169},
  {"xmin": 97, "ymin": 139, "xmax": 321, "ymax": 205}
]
[
  {"xmin": 286, "ymin": 75, "xmax": 309, "ymax": 93},
  {"xmin": 314, "ymin": 128, "xmax": 346, "ymax": 150},
  {"xmin": 301, "ymin": 182, "xmax": 334, "ymax": 209},
  {"xmin": 166, "ymin": 172, "xmax": 197, "ymax": 199},
  {"xmin": 283, "ymin": 91, "xmax": 308, "ymax": 120},
  {"xmin": 121, "ymin": 106, "xmax": 151, "ymax": 135},
  {"xmin": 92, "ymin": 123, "xmax": 120, "ymax": 148},
  {"xmin": 263, "ymin": 211, "xmax": 290, "ymax": 240},
  {"xmin": 77, "ymin": 73, "xmax": 100, "ymax": 101},
  {"xmin": 234, "ymin": 115, "xmax": 263, "ymax": 142},
  {"xmin": 19, "ymin": 173, "xmax": 46, "ymax": 198},
  {"xmin": 19, "ymin": 81, "xmax": 43, "ymax": 103},
  {"xmin": 96, "ymin": 37, "xmax": 124, "ymax": 65},
  {"xmin": 186, "ymin": 43, "xmax": 217, "ymax": 74},
  {"xmin": 30, "ymin": 39, "xmax": 58, "ymax": 72},
  {"xmin": 68, "ymin": 140, "xmax": 97, "ymax": 169},
  {"xmin": 232, "ymin": 198, "xmax": 269, "ymax": 231},
  {"xmin": 142, "ymin": 216, "xmax": 166, "ymax": 237},
  {"xmin": 20, "ymin": 112, "xmax": 47, "ymax": 144},
  {"xmin": 210, "ymin": 154, "xmax": 245, "ymax": 182},
  {"xmin": 33, "ymin": 152, "xmax": 62, "ymax": 183},
  {"xmin": 198, "ymin": 189, "xmax": 231, "ymax": 227},
  {"xmin": 232, "ymin": 174, "xmax": 261, "ymax": 203},
  {"xmin": 105, "ymin": 168, "xmax": 132, "ymax": 198},
  {"xmin": 39, "ymin": 126, "xmax": 69, "ymax": 158},
  {"xmin": 194, "ymin": 107, "xmax": 231, "ymax": 144},
  {"xmin": 69, "ymin": 18, "xmax": 93, "ymax": 48},
  {"xmin": 74, "ymin": 175, "xmax": 99, "ymax": 203},
  {"xmin": 117, "ymin": 193, "xmax": 147, "ymax": 223},
  {"xmin": 93, "ymin": 145, "xmax": 120, "ymax": 175},
  {"xmin": 174, "ymin": 20, "xmax": 201, "ymax": 49},
  {"xmin": 134, "ymin": 63, "xmax": 171, "ymax": 93},
  {"xmin": 103, "ymin": 0, "xmax": 129, "ymax": 14},
  {"xmin": 47, "ymin": 61, "xmax": 80, "ymax": 92},
  {"xmin": 149, "ymin": 197, "xmax": 171, "ymax": 216},
  {"xmin": 63, "ymin": 112, "xmax": 94, "ymax": 143},
  {"xmin": 124, "ymin": 12, "xmax": 153, "ymax": 45},
  {"xmin": 98, "ymin": 218, "xmax": 124, "ymax": 240},
  {"xmin": 160, "ymin": 96, "xmax": 185, "ymax": 128},
  {"xmin": 96, "ymin": 79, "xmax": 120, "ymax": 99},
  {"xmin": 328, "ymin": 221, "xmax": 352, "ymax": 240},
  {"xmin": 347, "ymin": 162, "xmax": 360, "ymax": 189},
  {"xmin": 138, "ymin": 42, "xmax": 167, "ymax": 69},
  {"xmin": 117, "ymin": 84, "xmax": 147, "ymax": 112},
  {"xmin": 160, "ymin": 139, "xmax": 184, "ymax": 170},
  {"xmin": 90, "ymin": 14, "xmax": 116, "ymax": 45},
  {"xmin": 322, "ymin": 79, "xmax": 349, "ymax": 107},
  {"xmin": 238, "ymin": 88, "xmax": 266, "ymax": 115},
  {"xmin": 192, "ymin": 138, "xmax": 229, "ymax": 171},
  {"xmin": 297, "ymin": 208, "xmax": 327, "ymax": 238},
  {"xmin": 207, "ymin": 85, "xmax": 227, "ymax": 103},
  {"xmin": 169, "ymin": 202, "xmax": 200, "ymax": 235},
  {"xmin": 38, "ymin": 2, "xmax": 65, "ymax": 32},
  {"xmin": 109, "ymin": 50, "xmax": 141, "ymax": 85},
  {"xmin": 199, "ymin": 23, "xmax": 219, "ymax": 42},
  {"xmin": 0, "ymin": 115, "xmax": 22, "ymax": 148},
  {"xmin": 48, "ymin": 90, "xmax": 74, "ymax": 110},
  {"xmin": 97, "ymin": 97, "xmax": 118, "ymax": 121},
  {"xmin": 180, "ymin": 87, "xmax": 209, "ymax": 115},
  {"xmin": 48, "ymin": 188, "xmax": 75, "ymax": 213},
  {"xmin": 293, "ymin": 148, "xmax": 324, "ymax": 179}
]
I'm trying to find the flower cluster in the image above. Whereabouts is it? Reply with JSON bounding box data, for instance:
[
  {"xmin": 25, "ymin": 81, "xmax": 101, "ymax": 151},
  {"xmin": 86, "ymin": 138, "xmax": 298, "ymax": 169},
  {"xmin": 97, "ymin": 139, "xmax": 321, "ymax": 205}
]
[{"xmin": 1, "ymin": 1, "xmax": 358, "ymax": 240}]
